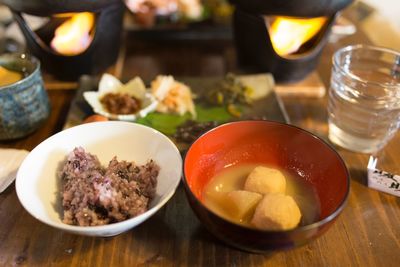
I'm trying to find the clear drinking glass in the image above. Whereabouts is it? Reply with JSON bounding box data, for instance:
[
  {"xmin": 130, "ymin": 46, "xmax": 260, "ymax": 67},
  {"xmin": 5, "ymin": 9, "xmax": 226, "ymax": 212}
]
[{"xmin": 327, "ymin": 45, "xmax": 400, "ymax": 153}]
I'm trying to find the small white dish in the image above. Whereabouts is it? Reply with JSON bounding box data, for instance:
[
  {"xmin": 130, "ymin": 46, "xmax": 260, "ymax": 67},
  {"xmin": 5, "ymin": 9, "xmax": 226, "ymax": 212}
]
[
  {"xmin": 16, "ymin": 121, "xmax": 182, "ymax": 237},
  {"xmin": 83, "ymin": 74, "xmax": 158, "ymax": 121}
]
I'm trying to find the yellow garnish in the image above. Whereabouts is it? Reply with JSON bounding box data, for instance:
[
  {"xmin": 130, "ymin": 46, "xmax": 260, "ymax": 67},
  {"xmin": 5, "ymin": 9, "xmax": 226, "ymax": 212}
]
[{"xmin": 227, "ymin": 104, "xmax": 242, "ymax": 118}]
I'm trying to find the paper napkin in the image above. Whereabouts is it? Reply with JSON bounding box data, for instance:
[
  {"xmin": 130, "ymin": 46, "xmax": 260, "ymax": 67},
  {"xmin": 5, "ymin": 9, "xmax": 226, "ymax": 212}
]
[{"xmin": 0, "ymin": 148, "xmax": 29, "ymax": 193}]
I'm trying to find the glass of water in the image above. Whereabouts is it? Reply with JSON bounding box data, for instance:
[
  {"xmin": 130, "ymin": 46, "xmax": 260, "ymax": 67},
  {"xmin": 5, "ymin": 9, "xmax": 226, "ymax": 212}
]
[{"xmin": 327, "ymin": 44, "xmax": 400, "ymax": 153}]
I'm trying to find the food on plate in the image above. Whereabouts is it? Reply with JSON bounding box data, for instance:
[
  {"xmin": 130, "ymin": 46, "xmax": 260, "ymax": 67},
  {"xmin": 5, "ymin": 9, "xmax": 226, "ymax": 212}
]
[
  {"xmin": 206, "ymin": 73, "xmax": 275, "ymax": 106},
  {"xmin": 237, "ymin": 73, "xmax": 275, "ymax": 101},
  {"xmin": 125, "ymin": 0, "xmax": 234, "ymax": 28},
  {"xmin": 203, "ymin": 164, "xmax": 318, "ymax": 230},
  {"xmin": 59, "ymin": 147, "xmax": 160, "ymax": 226},
  {"xmin": 244, "ymin": 166, "xmax": 286, "ymax": 194},
  {"xmin": 130, "ymin": 1, "xmax": 157, "ymax": 28},
  {"xmin": 173, "ymin": 120, "xmax": 219, "ymax": 143},
  {"xmin": 83, "ymin": 74, "xmax": 157, "ymax": 121},
  {"xmin": 207, "ymin": 0, "xmax": 233, "ymax": 24},
  {"xmin": 82, "ymin": 114, "xmax": 109, "ymax": 124},
  {"xmin": 226, "ymin": 103, "xmax": 242, "ymax": 118},
  {"xmin": 171, "ymin": 113, "xmax": 271, "ymax": 144},
  {"xmin": 205, "ymin": 73, "xmax": 275, "ymax": 117},
  {"xmin": 125, "ymin": 0, "xmax": 204, "ymax": 27},
  {"xmin": 100, "ymin": 92, "xmax": 142, "ymax": 114},
  {"xmin": 178, "ymin": 0, "xmax": 203, "ymax": 20},
  {"xmin": 251, "ymin": 193, "xmax": 301, "ymax": 231},
  {"xmin": 151, "ymin": 75, "xmax": 196, "ymax": 118},
  {"xmin": 206, "ymin": 73, "xmax": 252, "ymax": 105}
]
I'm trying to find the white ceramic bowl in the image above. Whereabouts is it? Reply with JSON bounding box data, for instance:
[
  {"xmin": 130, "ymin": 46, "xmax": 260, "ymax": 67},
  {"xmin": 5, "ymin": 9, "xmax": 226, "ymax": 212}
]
[{"xmin": 16, "ymin": 121, "xmax": 182, "ymax": 237}]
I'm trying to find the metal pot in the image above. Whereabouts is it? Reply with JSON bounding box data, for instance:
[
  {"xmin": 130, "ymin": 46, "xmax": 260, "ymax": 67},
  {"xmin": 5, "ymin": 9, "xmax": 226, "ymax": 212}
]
[
  {"xmin": 2, "ymin": 0, "xmax": 124, "ymax": 81},
  {"xmin": 0, "ymin": 0, "xmax": 121, "ymax": 16},
  {"xmin": 229, "ymin": 0, "xmax": 353, "ymax": 17}
]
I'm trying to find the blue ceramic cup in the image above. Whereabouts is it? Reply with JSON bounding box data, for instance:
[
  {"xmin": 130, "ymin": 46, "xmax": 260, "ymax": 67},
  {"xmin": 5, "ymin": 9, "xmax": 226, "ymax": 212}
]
[{"xmin": 0, "ymin": 53, "xmax": 50, "ymax": 140}]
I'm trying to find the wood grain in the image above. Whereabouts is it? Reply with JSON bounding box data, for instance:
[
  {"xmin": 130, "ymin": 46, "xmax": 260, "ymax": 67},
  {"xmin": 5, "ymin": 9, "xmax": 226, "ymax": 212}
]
[{"xmin": 1, "ymin": 5, "xmax": 400, "ymax": 267}]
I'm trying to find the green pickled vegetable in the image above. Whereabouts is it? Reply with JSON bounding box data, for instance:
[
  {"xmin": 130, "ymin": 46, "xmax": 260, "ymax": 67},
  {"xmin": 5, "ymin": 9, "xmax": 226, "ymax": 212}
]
[{"xmin": 136, "ymin": 104, "xmax": 235, "ymax": 135}]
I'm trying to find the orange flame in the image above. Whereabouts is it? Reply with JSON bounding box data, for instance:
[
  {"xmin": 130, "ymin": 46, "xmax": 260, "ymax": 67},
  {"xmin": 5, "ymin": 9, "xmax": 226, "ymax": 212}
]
[
  {"xmin": 51, "ymin": 12, "xmax": 95, "ymax": 56},
  {"xmin": 269, "ymin": 16, "xmax": 327, "ymax": 56}
]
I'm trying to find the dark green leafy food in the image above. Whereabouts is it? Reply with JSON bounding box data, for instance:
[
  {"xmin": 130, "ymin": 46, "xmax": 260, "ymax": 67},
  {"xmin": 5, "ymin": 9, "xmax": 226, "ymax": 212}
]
[
  {"xmin": 136, "ymin": 104, "xmax": 234, "ymax": 136},
  {"xmin": 174, "ymin": 120, "xmax": 219, "ymax": 144},
  {"xmin": 173, "ymin": 114, "xmax": 272, "ymax": 144},
  {"xmin": 136, "ymin": 112, "xmax": 191, "ymax": 135},
  {"xmin": 206, "ymin": 73, "xmax": 253, "ymax": 106},
  {"xmin": 195, "ymin": 105, "xmax": 233, "ymax": 122}
]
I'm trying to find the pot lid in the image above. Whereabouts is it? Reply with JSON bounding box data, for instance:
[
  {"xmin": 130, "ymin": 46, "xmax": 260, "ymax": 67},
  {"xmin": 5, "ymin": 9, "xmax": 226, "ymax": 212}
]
[
  {"xmin": 2, "ymin": 0, "xmax": 121, "ymax": 16},
  {"xmin": 229, "ymin": 0, "xmax": 353, "ymax": 17}
]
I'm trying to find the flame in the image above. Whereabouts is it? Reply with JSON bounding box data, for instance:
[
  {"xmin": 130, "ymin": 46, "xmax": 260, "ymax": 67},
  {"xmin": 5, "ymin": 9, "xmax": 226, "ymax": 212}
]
[
  {"xmin": 51, "ymin": 12, "xmax": 95, "ymax": 56},
  {"xmin": 269, "ymin": 16, "xmax": 327, "ymax": 56}
]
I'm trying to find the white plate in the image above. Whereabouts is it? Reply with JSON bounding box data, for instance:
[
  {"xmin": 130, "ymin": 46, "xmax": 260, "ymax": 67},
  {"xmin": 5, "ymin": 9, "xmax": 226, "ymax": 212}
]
[
  {"xmin": 83, "ymin": 73, "xmax": 158, "ymax": 121},
  {"xmin": 83, "ymin": 91, "xmax": 158, "ymax": 121}
]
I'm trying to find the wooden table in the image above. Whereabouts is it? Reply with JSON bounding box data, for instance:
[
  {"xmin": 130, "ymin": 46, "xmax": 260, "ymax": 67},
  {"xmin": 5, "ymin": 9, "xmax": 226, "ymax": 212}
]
[{"xmin": 1, "ymin": 3, "xmax": 400, "ymax": 266}]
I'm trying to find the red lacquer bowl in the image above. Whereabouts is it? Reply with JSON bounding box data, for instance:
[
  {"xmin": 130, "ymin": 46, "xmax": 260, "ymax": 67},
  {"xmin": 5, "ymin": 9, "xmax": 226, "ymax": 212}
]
[{"xmin": 183, "ymin": 120, "xmax": 349, "ymax": 252}]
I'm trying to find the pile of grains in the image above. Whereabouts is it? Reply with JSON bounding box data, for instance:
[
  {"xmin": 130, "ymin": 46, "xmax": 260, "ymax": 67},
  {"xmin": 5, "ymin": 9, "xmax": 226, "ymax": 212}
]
[{"xmin": 59, "ymin": 147, "xmax": 159, "ymax": 226}]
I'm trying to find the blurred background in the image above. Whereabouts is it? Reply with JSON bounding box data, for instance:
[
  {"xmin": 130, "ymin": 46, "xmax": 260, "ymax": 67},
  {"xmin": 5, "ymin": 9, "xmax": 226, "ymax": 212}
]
[
  {"xmin": 360, "ymin": 0, "xmax": 400, "ymax": 50},
  {"xmin": 363, "ymin": 0, "xmax": 400, "ymax": 29},
  {"xmin": 0, "ymin": 0, "xmax": 398, "ymax": 83}
]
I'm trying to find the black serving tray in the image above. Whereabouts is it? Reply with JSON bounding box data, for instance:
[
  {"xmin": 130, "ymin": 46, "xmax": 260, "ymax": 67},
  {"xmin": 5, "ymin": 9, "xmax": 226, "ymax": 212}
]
[{"xmin": 63, "ymin": 74, "xmax": 289, "ymax": 149}]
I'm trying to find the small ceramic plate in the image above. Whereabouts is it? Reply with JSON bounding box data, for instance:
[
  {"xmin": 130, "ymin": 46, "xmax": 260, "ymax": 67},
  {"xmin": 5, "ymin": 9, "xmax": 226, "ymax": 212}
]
[{"xmin": 83, "ymin": 74, "xmax": 158, "ymax": 121}]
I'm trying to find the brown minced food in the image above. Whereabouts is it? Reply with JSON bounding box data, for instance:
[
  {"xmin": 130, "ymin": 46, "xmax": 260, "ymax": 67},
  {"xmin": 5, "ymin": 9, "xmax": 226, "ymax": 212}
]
[
  {"xmin": 59, "ymin": 147, "xmax": 159, "ymax": 226},
  {"xmin": 100, "ymin": 92, "xmax": 142, "ymax": 115}
]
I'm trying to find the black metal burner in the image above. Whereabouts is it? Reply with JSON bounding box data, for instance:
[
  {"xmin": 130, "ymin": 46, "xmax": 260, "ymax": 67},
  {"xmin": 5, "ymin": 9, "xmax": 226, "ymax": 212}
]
[
  {"xmin": 229, "ymin": 0, "xmax": 353, "ymax": 82},
  {"xmin": 233, "ymin": 9, "xmax": 335, "ymax": 82},
  {"xmin": 229, "ymin": 0, "xmax": 352, "ymax": 18},
  {"xmin": 1, "ymin": 0, "xmax": 120, "ymax": 16},
  {"xmin": 4, "ymin": 0, "xmax": 124, "ymax": 81}
]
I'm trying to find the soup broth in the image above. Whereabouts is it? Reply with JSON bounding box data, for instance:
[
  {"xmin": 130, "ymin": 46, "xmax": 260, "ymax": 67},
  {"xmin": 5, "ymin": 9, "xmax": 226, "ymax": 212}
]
[
  {"xmin": 203, "ymin": 164, "xmax": 321, "ymax": 228},
  {"xmin": 0, "ymin": 66, "xmax": 25, "ymax": 87}
]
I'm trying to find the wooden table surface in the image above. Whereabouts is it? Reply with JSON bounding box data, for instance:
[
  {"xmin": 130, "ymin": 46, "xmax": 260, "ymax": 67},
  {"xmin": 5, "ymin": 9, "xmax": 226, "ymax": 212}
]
[{"xmin": 1, "ymin": 4, "xmax": 400, "ymax": 266}]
